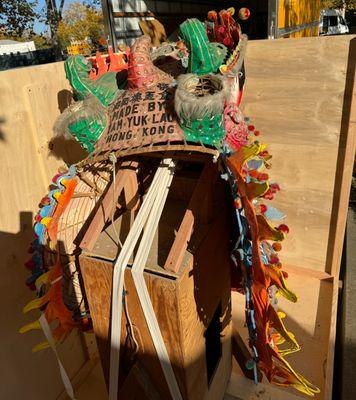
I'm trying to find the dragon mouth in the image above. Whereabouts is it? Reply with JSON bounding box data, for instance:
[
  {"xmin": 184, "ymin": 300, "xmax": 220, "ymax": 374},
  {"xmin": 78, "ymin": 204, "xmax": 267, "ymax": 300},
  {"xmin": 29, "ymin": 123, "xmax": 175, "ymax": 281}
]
[{"xmin": 220, "ymin": 34, "xmax": 248, "ymax": 75}]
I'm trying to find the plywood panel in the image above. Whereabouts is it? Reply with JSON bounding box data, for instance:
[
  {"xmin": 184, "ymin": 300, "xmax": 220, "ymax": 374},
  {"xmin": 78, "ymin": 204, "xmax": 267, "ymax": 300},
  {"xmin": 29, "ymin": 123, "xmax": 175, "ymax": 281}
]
[
  {"xmin": 241, "ymin": 35, "xmax": 356, "ymax": 276},
  {"xmin": 0, "ymin": 62, "xmax": 88, "ymax": 400},
  {"xmin": 0, "ymin": 62, "xmax": 86, "ymax": 233},
  {"xmin": 177, "ymin": 206, "xmax": 232, "ymax": 400},
  {"xmin": 80, "ymin": 255, "xmax": 187, "ymax": 399}
]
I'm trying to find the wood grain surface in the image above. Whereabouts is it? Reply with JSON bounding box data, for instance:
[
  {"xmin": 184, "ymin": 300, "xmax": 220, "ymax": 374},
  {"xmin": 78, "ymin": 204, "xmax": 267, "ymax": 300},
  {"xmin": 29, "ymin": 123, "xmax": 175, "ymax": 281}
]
[
  {"xmin": 0, "ymin": 62, "xmax": 88, "ymax": 400},
  {"xmin": 241, "ymin": 36, "xmax": 355, "ymax": 278}
]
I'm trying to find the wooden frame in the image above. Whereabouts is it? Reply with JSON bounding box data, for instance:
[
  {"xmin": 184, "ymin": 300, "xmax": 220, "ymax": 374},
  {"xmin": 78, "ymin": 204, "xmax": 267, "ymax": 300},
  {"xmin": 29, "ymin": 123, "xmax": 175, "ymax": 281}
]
[
  {"xmin": 80, "ymin": 160, "xmax": 139, "ymax": 252},
  {"xmin": 164, "ymin": 161, "xmax": 217, "ymax": 273},
  {"xmin": 78, "ymin": 156, "xmax": 233, "ymax": 399}
]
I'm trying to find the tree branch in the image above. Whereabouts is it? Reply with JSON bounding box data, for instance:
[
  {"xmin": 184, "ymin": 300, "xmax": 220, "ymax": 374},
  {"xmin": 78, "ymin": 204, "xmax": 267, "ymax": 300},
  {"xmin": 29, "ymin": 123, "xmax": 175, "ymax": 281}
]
[{"xmin": 59, "ymin": 0, "xmax": 66, "ymax": 19}]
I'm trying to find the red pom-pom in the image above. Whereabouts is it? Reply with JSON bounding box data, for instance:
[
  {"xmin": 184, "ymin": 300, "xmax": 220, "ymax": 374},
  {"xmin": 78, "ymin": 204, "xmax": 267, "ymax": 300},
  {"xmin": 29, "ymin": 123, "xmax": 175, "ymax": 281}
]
[
  {"xmin": 260, "ymin": 204, "xmax": 267, "ymax": 214},
  {"xmin": 262, "ymin": 189, "xmax": 274, "ymax": 200},
  {"xmin": 282, "ymin": 270, "xmax": 289, "ymax": 279},
  {"xmin": 270, "ymin": 183, "xmax": 281, "ymax": 192},
  {"xmin": 272, "ymin": 242, "xmax": 282, "ymax": 252},
  {"xmin": 40, "ymin": 196, "xmax": 50, "ymax": 206},
  {"xmin": 278, "ymin": 224, "xmax": 289, "ymax": 234},
  {"xmin": 254, "ymin": 130, "xmax": 260, "ymax": 136},
  {"xmin": 270, "ymin": 256, "xmax": 279, "ymax": 264},
  {"xmin": 80, "ymin": 318, "xmax": 93, "ymax": 332},
  {"xmin": 223, "ymin": 37, "xmax": 231, "ymax": 46},
  {"xmin": 34, "ymin": 215, "xmax": 42, "ymax": 223},
  {"xmin": 52, "ymin": 173, "xmax": 62, "ymax": 184},
  {"xmin": 259, "ymin": 150, "xmax": 269, "ymax": 157},
  {"xmin": 26, "ymin": 281, "xmax": 36, "ymax": 291},
  {"xmin": 258, "ymin": 173, "xmax": 269, "ymax": 181},
  {"xmin": 248, "ymin": 125, "xmax": 255, "ymax": 131},
  {"xmin": 234, "ymin": 198, "xmax": 242, "ymax": 209},
  {"xmin": 24, "ymin": 260, "xmax": 36, "ymax": 270},
  {"xmin": 238, "ymin": 7, "xmax": 251, "ymax": 20},
  {"xmin": 249, "ymin": 170, "xmax": 259, "ymax": 178}
]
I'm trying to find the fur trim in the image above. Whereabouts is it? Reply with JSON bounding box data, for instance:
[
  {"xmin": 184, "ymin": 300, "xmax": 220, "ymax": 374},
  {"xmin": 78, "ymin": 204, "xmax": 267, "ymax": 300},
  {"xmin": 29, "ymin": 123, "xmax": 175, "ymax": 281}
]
[
  {"xmin": 174, "ymin": 74, "xmax": 229, "ymax": 121},
  {"xmin": 151, "ymin": 43, "xmax": 176, "ymax": 60},
  {"xmin": 54, "ymin": 96, "xmax": 106, "ymax": 139}
]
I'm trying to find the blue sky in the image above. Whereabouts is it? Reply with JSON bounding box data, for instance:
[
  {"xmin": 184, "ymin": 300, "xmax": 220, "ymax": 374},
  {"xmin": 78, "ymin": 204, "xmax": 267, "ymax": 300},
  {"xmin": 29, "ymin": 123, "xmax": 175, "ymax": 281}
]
[{"xmin": 34, "ymin": 0, "xmax": 80, "ymax": 34}]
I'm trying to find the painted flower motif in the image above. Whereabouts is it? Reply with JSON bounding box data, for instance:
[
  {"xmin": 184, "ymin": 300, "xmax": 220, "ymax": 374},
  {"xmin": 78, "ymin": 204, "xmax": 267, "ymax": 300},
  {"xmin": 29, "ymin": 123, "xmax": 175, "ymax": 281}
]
[{"xmin": 224, "ymin": 103, "xmax": 249, "ymax": 150}]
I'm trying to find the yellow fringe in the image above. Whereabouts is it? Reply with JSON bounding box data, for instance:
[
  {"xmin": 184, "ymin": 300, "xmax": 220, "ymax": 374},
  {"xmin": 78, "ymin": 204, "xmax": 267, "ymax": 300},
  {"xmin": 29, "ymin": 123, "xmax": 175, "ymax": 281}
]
[
  {"xmin": 32, "ymin": 341, "xmax": 50, "ymax": 353},
  {"xmin": 19, "ymin": 320, "xmax": 41, "ymax": 334}
]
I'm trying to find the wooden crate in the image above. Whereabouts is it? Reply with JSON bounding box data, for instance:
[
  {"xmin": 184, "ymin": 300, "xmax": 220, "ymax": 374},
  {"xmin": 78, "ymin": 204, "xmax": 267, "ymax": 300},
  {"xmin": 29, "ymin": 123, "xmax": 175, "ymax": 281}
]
[
  {"xmin": 56, "ymin": 36, "xmax": 355, "ymax": 400},
  {"xmin": 79, "ymin": 157, "xmax": 234, "ymax": 399},
  {"xmin": 225, "ymin": 36, "xmax": 356, "ymax": 400}
]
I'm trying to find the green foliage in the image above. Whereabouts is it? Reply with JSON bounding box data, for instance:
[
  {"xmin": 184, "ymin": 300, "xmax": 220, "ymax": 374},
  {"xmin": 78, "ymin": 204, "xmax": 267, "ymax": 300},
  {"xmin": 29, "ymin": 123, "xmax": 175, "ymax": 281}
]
[
  {"xmin": 32, "ymin": 34, "xmax": 51, "ymax": 49},
  {"xmin": 32, "ymin": 0, "xmax": 66, "ymax": 57},
  {"xmin": 58, "ymin": 2, "xmax": 104, "ymax": 49},
  {"xmin": 0, "ymin": 0, "xmax": 102, "ymax": 58},
  {"xmin": 321, "ymin": 0, "xmax": 356, "ymax": 9},
  {"xmin": 0, "ymin": 0, "xmax": 38, "ymax": 37}
]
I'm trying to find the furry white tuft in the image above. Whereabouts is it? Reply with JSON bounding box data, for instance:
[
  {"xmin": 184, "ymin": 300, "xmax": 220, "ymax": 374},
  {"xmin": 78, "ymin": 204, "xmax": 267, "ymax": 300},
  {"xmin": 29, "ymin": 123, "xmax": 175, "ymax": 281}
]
[
  {"xmin": 174, "ymin": 74, "xmax": 229, "ymax": 121},
  {"xmin": 54, "ymin": 96, "xmax": 106, "ymax": 139}
]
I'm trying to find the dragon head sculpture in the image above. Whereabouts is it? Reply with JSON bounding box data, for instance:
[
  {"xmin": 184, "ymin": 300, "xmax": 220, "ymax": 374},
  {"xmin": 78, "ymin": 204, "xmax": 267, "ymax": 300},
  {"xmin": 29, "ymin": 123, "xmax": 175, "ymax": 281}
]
[{"xmin": 21, "ymin": 12, "xmax": 319, "ymax": 398}]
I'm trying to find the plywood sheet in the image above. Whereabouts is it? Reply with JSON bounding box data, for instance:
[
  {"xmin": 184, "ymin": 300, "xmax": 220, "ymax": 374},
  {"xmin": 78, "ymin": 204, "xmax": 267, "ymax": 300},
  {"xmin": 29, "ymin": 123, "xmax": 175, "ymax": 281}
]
[
  {"xmin": 0, "ymin": 62, "xmax": 86, "ymax": 234},
  {"xmin": 0, "ymin": 62, "xmax": 88, "ymax": 400},
  {"xmin": 241, "ymin": 36, "xmax": 356, "ymax": 275}
]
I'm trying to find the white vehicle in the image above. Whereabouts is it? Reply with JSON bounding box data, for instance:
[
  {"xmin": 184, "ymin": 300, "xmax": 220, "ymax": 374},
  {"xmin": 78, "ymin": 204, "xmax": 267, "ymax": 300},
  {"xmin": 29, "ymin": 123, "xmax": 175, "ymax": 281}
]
[{"xmin": 320, "ymin": 9, "xmax": 349, "ymax": 36}]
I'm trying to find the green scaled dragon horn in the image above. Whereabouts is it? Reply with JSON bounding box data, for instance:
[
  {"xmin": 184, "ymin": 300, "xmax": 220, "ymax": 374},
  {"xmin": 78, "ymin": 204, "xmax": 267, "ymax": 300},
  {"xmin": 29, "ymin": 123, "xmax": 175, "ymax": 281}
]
[{"xmin": 179, "ymin": 18, "xmax": 228, "ymax": 75}]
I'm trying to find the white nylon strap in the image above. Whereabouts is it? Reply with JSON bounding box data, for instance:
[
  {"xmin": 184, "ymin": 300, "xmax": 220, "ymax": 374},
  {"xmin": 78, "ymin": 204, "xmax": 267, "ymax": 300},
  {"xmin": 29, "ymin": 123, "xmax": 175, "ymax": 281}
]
[
  {"xmin": 109, "ymin": 159, "xmax": 182, "ymax": 400},
  {"xmin": 39, "ymin": 314, "xmax": 76, "ymax": 400},
  {"xmin": 109, "ymin": 163, "xmax": 165, "ymax": 399},
  {"xmin": 131, "ymin": 159, "xmax": 182, "ymax": 400}
]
